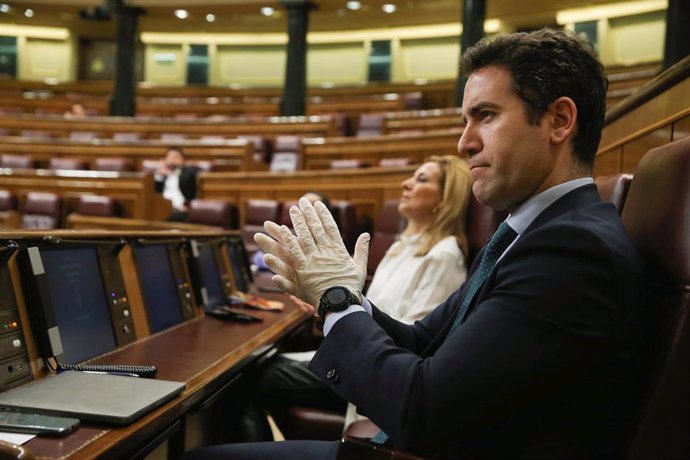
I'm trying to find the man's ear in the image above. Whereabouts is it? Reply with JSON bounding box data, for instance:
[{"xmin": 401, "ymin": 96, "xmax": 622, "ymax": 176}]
[{"xmin": 549, "ymin": 97, "xmax": 577, "ymax": 146}]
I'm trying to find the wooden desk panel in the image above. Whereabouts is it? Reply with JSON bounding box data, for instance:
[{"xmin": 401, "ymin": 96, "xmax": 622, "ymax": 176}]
[
  {"xmin": 0, "ymin": 136, "xmax": 256, "ymax": 171},
  {"xmin": 0, "ymin": 169, "xmax": 172, "ymax": 222},
  {"xmin": 199, "ymin": 166, "xmax": 415, "ymax": 228},
  {"xmin": 301, "ymin": 129, "xmax": 463, "ymax": 170},
  {"xmin": 384, "ymin": 107, "xmax": 463, "ymax": 134},
  {"xmin": 0, "ymin": 114, "xmax": 337, "ymax": 141}
]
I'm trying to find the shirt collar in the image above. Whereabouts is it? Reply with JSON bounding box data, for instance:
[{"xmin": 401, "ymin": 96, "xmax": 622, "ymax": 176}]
[{"xmin": 506, "ymin": 177, "xmax": 594, "ymax": 235}]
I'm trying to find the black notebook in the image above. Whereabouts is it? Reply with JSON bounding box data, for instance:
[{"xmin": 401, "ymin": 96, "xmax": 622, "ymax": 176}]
[{"xmin": 0, "ymin": 371, "xmax": 186, "ymax": 425}]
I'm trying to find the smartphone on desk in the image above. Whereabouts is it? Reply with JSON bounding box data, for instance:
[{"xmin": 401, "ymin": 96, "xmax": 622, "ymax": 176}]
[{"xmin": 0, "ymin": 410, "xmax": 80, "ymax": 436}]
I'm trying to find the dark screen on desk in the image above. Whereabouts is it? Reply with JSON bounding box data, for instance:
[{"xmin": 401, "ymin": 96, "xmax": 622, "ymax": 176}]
[
  {"xmin": 226, "ymin": 242, "xmax": 247, "ymax": 292},
  {"xmin": 133, "ymin": 244, "xmax": 183, "ymax": 333},
  {"xmin": 40, "ymin": 247, "xmax": 117, "ymax": 364},
  {"xmin": 199, "ymin": 244, "xmax": 224, "ymax": 308}
]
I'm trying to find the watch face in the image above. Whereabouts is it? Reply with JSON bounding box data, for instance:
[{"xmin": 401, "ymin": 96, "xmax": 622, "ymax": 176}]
[{"xmin": 328, "ymin": 288, "xmax": 349, "ymax": 305}]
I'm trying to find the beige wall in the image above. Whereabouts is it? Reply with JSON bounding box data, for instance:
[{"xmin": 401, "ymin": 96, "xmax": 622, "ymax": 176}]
[
  {"xmin": 213, "ymin": 44, "xmax": 285, "ymax": 86},
  {"xmin": 144, "ymin": 44, "xmax": 187, "ymax": 85},
  {"xmin": 0, "ymin": 25, "xmax": 75, "ymax": 82},
  {"xmin": 608, "ymin": 11, "xmax": 665, "ymax": 64},
  {"xmin": 307, "ymin": 42, "xmax": 367, "ymax": 85},
  {"xmin": 398, "ymin": 36, "xmax": 460, "ymax": 82}
]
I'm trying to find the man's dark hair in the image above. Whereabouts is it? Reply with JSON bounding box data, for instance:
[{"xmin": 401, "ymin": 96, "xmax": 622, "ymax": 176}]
[
  {"xmin": 459, "ymin": 28, "xmax": 608, "ymax": 167},
  {"xmin": 166, "ymin": 146, "xmax": 186, "ymax": 157}
]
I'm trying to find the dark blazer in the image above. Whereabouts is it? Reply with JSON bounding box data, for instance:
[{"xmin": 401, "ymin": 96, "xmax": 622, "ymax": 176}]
[
  {"xmin": 154, "ymin": 166, "xmax": 201, "ymax": 205},
  {"xmin": 310, "ymin": 184, "xmax": 651, "ymax": 459}
]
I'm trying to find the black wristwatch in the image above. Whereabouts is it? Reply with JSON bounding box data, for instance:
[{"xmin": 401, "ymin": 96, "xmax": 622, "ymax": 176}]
[{"xmin": 316, "ymin": 286, "xmax": 358, "ymax": 330}]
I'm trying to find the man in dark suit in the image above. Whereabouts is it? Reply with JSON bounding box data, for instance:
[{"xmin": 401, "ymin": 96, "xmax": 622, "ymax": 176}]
[
  {"xmin": 153, "ymin": 146, "xmax": 200, "ymax": 221},
  {"xmin": 183, "ymin": 28, "xmax": 650, "ymax": 459}
]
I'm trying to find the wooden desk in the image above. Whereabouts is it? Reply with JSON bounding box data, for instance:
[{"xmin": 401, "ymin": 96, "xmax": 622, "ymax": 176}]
[
  {"xmin": 20, "ymin": 297, "xmax": 307, "ymax": 459},
  {"xmin": 301, "ymin": 128, "xmax": 463, "ymax": 170},
  {"xmin": 0, "ymin": 136, "xmax": 257, "ymax": 172},
  {"xmin": 0, "ymin": 168, "xmax": 172, "ymax": 222}
]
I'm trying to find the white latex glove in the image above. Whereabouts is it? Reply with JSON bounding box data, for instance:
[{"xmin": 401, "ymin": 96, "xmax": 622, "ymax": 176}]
[{"xmin": 254, "ymin": 198, "xmax": 370, "ymax": 307}]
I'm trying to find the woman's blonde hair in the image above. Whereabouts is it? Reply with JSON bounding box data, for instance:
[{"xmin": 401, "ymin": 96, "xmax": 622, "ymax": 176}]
[{"xmin": 400, "ymin": 155, "xmax": 472, "ymax": 257}]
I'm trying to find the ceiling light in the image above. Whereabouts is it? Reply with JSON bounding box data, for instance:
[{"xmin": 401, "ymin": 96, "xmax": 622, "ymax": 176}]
[
  {"xmin": 24, "ymin": 8, "xmax": 34, "ymax": 17},
  {"xmin": 346, "ymin": 1, "xmax": 362, "ymax": 11},
  {"xmin": 0, "ymin": 4, "xmax": 10, "ymax": 13},
  {"xmin": 206, "ymin": 13, "xmax": 215, "ymax": 22},
  {"xmin": 261, "ymin": 7, "xmax": 274, "ymax": 16},
  {"xmin": 174, "ymin": 9, "xmax": 188, "ymax": 19},
  {"xmin": 382, "ymin": 4, "xmax": 396, "ymax": 13}
]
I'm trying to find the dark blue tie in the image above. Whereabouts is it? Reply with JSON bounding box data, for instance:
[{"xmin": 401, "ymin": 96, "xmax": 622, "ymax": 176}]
[
  {"xmin": 447, "ymin": 221, "xmax": 517, "ymax": 334},
  {"xmin": 371, "ymin": 222, "xmax": 517, "ymax": 446}
]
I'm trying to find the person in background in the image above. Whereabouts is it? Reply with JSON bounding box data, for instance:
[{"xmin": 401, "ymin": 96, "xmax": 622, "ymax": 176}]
[
  {"xmin": 63, "ymin": 101, "xmax": 87, "ymax": 118},
  {"xmin": 182, "ymin": 28, "xmax": 650, "ymax": 460},
  {"xmin": 153, "ymin": 146, "xmax": 200, "ymax": 222},
  {"xmin": 241, "ymin": 155, "xmax": 472, "ymax": 441}
]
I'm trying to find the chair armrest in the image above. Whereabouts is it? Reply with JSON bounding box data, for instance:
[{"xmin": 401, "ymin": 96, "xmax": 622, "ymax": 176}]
[{"xmin": 336, "ymin": 435, "xmax": 428, "ymax": 460}]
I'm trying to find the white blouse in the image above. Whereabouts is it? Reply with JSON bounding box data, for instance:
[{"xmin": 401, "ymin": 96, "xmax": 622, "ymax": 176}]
[{"xmin": 366, "ymin": 234, "xmax": 467, "ymax": 324}]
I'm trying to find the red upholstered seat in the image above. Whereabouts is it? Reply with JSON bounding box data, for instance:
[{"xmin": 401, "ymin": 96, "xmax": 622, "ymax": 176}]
[
  {"xmin": 187, "ymin": 199, "xmax": 239, "ymax": 229},
  {"xmin": 49, "ymin": 157, "xmax": 89, "ymax": 171},
  {"xmin": 356, "ymin": 113, "xmax": 384, "ymax": 137},
  {"xmin": 242, "ymin": 199, "xmax": 282, "ymax": 256},
  {"xmin": 0, "ymin": 190, "xmax": 18, "ymax": 211},
  {"xmin": 21, "ymin": 192, "xmax": 62, "ymax": 229},
  {"xmin": 1, "ymin": 154, "xmax": 37, "ymax": 169},
  {"xmin": 94, "ymin": 157, "xmax": 135, "ymax": 172},
  {"xmin": 76, "ymin": 195, "xmax": 118, "ymax": 217},
  {"xmin": 366, "ymin": 200, "xmax": 406, "ymax": 281}
]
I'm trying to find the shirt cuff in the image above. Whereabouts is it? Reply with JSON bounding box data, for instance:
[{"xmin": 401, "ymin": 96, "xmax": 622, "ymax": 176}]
[
  {"xmin": 323, "ymin": 305, "xmax": 366, "ymax": 336},
  {"xmin": 361, "ymin": 297, "xmax": 373, "ymax": 315}
]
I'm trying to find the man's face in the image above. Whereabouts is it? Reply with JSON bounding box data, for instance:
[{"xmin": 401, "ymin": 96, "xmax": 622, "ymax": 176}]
[
  {"xmin": 458, "ymin": 66, "xmax": 556, "ymax": 212},
  {"xmin": 165, "ymin": 150, "xmax": 184, "ymax": 169}
]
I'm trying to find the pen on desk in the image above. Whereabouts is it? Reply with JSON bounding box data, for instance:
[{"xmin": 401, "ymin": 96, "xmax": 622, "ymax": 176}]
[{"xmin": 82, "ymin": 370, "xmax": 140, "ymax": 378}]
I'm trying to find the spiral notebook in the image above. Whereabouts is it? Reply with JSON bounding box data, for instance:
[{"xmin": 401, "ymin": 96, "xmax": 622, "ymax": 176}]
[{"xmin": 0, "ymin": 371, "xmax": 186, "ymax": 425}]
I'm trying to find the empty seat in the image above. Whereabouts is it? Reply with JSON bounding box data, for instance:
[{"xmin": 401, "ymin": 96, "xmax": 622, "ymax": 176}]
[
  {"xmin": 76, "ymin": 195, "xmax": 118, "ymax": 217},
  {"xmin": 271, "ymin": 136, "xmax": 303, "ymax": 171},
  {"xmin": 379, "ymin": 158, "xmax": 413, "ymax": 167},
  {"xmin": 330, "ymin": 159, "xmax": 370, "ymax": 169},
  {"xmin": 160, "ymin": 133, "xmax": 188, "ymax": 142},
  {"xmin": 273, "ymin": 135, "xmax": 302, "ymax": 153},
  {"xmin": 356, "ymin": 113, "xmax": 384, "ymax": 137},
  {"xmin": 1, "ymin": 154, "xmax": 37, "ymax": 169},
  {"xmin": 49, "ymin": 157, "xmax": 89, "ymax": 171},
  {"xmin": 187, "ymin": 199, "xmax": 239, "ymax": 229},
  {"xmin": 403, "ymin": 91, "xmax": 424, "ymax": 110},
  {"xmin": 94, "ymin": 157, "xmax": 135, "ymax": 172},
  {"xmin": 21, "ymin": 192, "xmax": 62, "ymax": 229},
  {"xmin": 0, "ymin": 190, "xmax": 18, "ymax": 211},
  {"xmin": 238, "ymin": 135, "xmax": 272, "ymax": 164},
  {"xmin": 331, "ymin": 200, "xmax": 359, "ymax": 254},
  {"xmin": 112, "ymin": 132, "xmax": 141, "ymax": 142},
  {"xmin": 187, "ymin": 160, "xmax": 215, "ymax": 172},
  {"xmin": 242, "ymin": 199, "xmax": 282, "ymax": 256},
  {"xmin": 69, "ymin": 131, "xmax": 100, "ymax": 141},
  {"xmin": 366, "ymin": 200, "xmax": 406, "ymax": 280},
  {"xmin": 20, "ymin": 129, "xmax": 54, "ymax": 139},
  {"xmin": 141, "ymin": 159, "xmax": 162, "ymax": 172},
  {"xmin": 595, "ymin": 173, "xmax": 633, "ymax": 213}
]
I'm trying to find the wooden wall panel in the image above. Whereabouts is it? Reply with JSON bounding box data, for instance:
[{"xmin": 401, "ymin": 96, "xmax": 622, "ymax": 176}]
[
  {"xmin": 621, "ymin": 127, "xmax": 673, "ymax": 173},
  {"xmin": 593, "ymin": 147, "xmax": 622, "ymax": 177},
  {"xmin": 672, "ymin": 115, "xmax": 690, "ymax": 140}
]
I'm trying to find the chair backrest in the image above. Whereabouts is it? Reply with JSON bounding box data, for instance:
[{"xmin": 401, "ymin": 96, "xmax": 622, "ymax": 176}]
[
  {"xmin": 49, "ymin": 157, "xmax": 89, "ymax": 171},
  {"xmin": 94, "ymin": 157, "xmax": 135, "ymax": 172},
  {"xmin": 76, "ymin": 195, "xmax": 118, "ymax": 217},
  {"xmin": 367, "ymin": 200, "xmax": 406, "ymax": 277},
  {"xmin": 242, "ymin": 199, "xmax": 282, "ymax": 256},
  {"xmin": 112, "ymin": 132, "xmax": 141, "ymax": 142},
  {"xmin": 330, "ymin": 159, "xmax": 370, "ymax": 170},
  {"xmin": 1, "ymin": 154, "xmax": 36, "ymax": 169},
  {"xmin": 69, "ymin": 131, "xmax": 100, "ymax": 141},
  {"xmin": 356, "ymin": 113, "xmax": 384, "ymax": 137},
  {"xmin": 379, "ymin": 158, "xmax": 413, "ymax": 168},
  {"xmin": 21, "ymin": 192, "xmax": 62, "ymax": 229},
  {"xmin": 141, "ymin": 159, "xmax": 162, "ymax": 172},
  {"xmin": 620, "ymin": 136, "xmax": 690, "ymax": 459},
  {"xmin": 187, "ymin": 199, "xmax": 239, "ymax": 229},
  {"xmin": 595, "ymin": 173, "xmax": 633, "ymax": 213},
  {"xmin": 238, "ymin": 135, "xmax": 272, "ymax": 164},
  {"xmin": 0, "ymin": 190, "xmax": 18, "ymax": 211},
  {"xmin": 331, "ymin": 200, "xmax": 359, "ymax": 254},
  {"xmin": 270, "ymin": 152, "xmax": 301, "ymax": 172},
  {"xmin": 465, "ymin": 195, "xmax": 508, "ymax": 265}
]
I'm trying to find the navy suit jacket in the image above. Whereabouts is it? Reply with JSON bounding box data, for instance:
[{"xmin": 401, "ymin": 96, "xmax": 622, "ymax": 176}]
[{"xmin": 310, "ymin": 184, "xmax": 651, "ymax": 459}]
